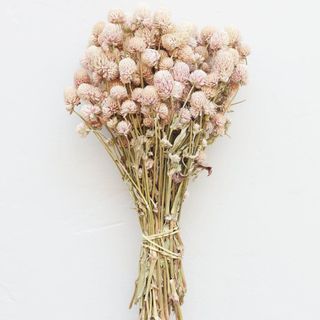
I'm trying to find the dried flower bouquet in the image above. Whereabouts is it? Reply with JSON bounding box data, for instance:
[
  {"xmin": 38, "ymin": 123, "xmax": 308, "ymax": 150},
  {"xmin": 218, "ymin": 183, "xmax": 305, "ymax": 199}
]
[{"xmin": 64, "ymin": 7, "xmax": 249, "ymax": 320}]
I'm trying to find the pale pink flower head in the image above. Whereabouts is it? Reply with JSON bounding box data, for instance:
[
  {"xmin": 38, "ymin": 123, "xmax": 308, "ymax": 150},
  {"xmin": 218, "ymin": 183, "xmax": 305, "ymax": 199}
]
[
  {"xmin": 161, "ymin": 33, "xmax": 180, "ymax": 51},
  {"xmin": 156, "ymin": 103, "xmax": 169, "ymax": 120},
  {"xmin": 141, "ymin": 85, "xmax": 159, "ymax": 106},
  {"xmin": 74, "ymin": 68, "xmax": 91, "ymax": 87},
  {"xmin": 190, "ymin": 91, "xmax": 208, "ymax": 117},
  {"xmin": 195, "ymin": 46, "xmax": 209, "ymax": 60},
  {"xmin": 133, "ymin": 6, "xmax": 153, "ymax": 28},
  {"xmin": 101, "ymin": 96, "xmax": 118, "ymax": 113},
  {"xmin": 213, "ymin": 113, "xmax": 227, "ymax": 127},
  {"xmin": 81, "ymin": 104, "xmax": 101, "ymax": 121},
  {"xmin": 171, "ymin": 81, "xmax": 185, "ymax": 99},
  {"xmin": 64, "ymin": 87, "xmax": 80, "ymax": 107},
  {"xmin": 177, "ymin": 45, "xmax": 195, "ymax": 65},
  {"xmin": 153, "ymin": 70, "xmax": 174, "ymax": 100},
  {"xmin": 209, "ymin": 30, "xmax": 229, "ymax": 50},
  {"xmin": 92, "ymin": 21, "xmax": 105, "ymax": 37},
  {"xmin": 237, "ymin": 42, "xmax": 251, "ymax": 57},
  {"xmin": 179, "ymin": 108, "xmax": 191, "ymax": 125},
  {"xmin": 108, "ymin": 9, "xmax": 126, "ymax": 24},
  {"xmin": 128, "ymin": 36, "xmax": 147, "ymax": 53},
  {"xmin": 77, "ymin": 84, "xmax": 102, "ymax": 103},
  {"xmin": 172, "ymin": 61, "xmax": 190, "ymax": 83},
  {"xmin": 99, "ymin": 23, "xmax": 123, "ymax": 47},
  {"xmin": 159, "ymin": 57, "xmax": 174, "ymax": 70},
  {"xmin": 199, "ymin": 26, "xmax": 215, "ymax": 45},
  {"xmin": 212, "ymin": 49, "xmax": 235, "ymax": 82},
  {"xmin": 131, "ymin": 87, "xmax": 143, "ymax": 103},
  {"xmin": 143, "ymin": 117, "xmax": 154, "ymax": 128},
  {"xmin": 101, "ymin": 106, "xmax": 114, "ymax": 119},
  {"xmin": 116, "ymin": 120, "xmax": 131, "ymax": 135},
  {"xmin": 225, "ymin": 26, "xmax": 241, "ymax": 45},
  {"xmin": 141, "ymin": 49, "xmax": 161, "ymax": 67},
  {"xmin": 153, "ymin": 9, "xmax": 171, "ymax": 30},
  {"xmin": 119, "ymin": 58, "xmax": 137, "ymax": 83},
  {"xmin": 189, "ymin": 69, "xmax": 207, "ymax": 88},
  {"xmin": 103, "ymin": 60, "xmax": 119, "ymax": 81},
  {"xmin": 76, "ymin": 123, "xmax": 89, "ymax": 138},
  {"xmin": 120, "ymin": 99, "xmax": 138, "ymax": 116},
  {"xmin": 230, "ymin": 63, "xmax": 248, "ymax": 85},
  {"xmin": 110, "ymin": 85, "xmax": 128, "ymax": 101}
]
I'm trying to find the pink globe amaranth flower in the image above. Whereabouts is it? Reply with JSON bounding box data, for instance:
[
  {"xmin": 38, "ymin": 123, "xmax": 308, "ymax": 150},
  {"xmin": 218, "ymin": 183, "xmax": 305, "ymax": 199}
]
[
  {"xmin": 237, "ymin": 42, "xmax": 251, "ymax": 57},
  {"xmin": 141, "ymin": 85, "xmax": 159, "ymax": 106},
  {"xmin": 108, "ymin": 9, "xmax": 126, "ymax": 24},
  {"xmin": 153, "ymin": 9, "xmax": 171, "ymax": 30},
  {"xmin": 101, "ymin": 106, "xmax": 114, "ymax": 119},
  {"xmin": 102, "ymin": 60, "xmax": 119, "ymax": 81},
  {"xmin": 81, "ymin": 104, "xmax": 101, "ymax": 122},
  {"xmin": 101, "ymin": 96, "xmax": 118, "ymax": 113},
  {"xmin": 189, "ymin": 70, "xmax": 207, "ymax": 88},
  {"xmin": 77, "ymin": 84, "xmax": 103, "ymax": 104},
  {"xmin": 116, "ymin": 120, "xmax": 131, "ymax": 135},
  {"xmin": 64, "ymin": 87, "xmax": 80, "ymax": 107},
  {"xmin": 177, "ymin": 45, "xmax": 195, "ymax": 65},
  {"xmin": 161, "ymin": 33, "xmax": 180, "ymax": 51},
  {"xmin": 99, "ymin": 23, "xmax": 123, "ymax": 47},
  {"xmin": 171, "ymin": 81, "xmax": 185, "ymax": 99},
  {"xmin": 230, "ymin": 63, "xmax": 248, "ymax": 85},
  {"xmin": 225, "ymin": 26, "xmax": 241, "ymax": 45},
  {"xmin": 205, "ymin": 72, "xmax": 219, "ymax": 87},
  {"xmin": 172, "ymin": 61, "xmax": 190, "ymax": 83},
  {"xmin": 110, "ymin": 85, "xmax": 128, "ymax": 101},
  {"xmin": 119, "ymin": 58, "xmax": 137, "ymax": 84},
  {"xmin": 120, "ymin": 99, "xmax": 138, "ymax": 116},
  {"xmin": 209, "ymin": 30, "xmax": 229, "ymax": 50},
  {"xmin": 74, "ymin": 68, "xmax": 91, "ymax": 87},
  {"xmin": 212, "ymin": 49, "xmax": 235, "ymax": 82},
  {"xmin": 141, "ymin": 105, "xmax": 151, "ymax": 116},
  {"xmin": 131, "ymin": 88, "xmax": 143, "ymax": 103},
  {"xmin": 156, "ymin": 103, "xmax": 169, "ymax": 120},
  {"xmin": 195, "ymin": 46, "xmax": 209, "ymax": 60},
  {"xmin": 159, "ymin": 57, "xmax": 174, "ymax": 70},
  {"xmin": 143, "ymin": 117, "xmax": 154, "ymax": 128},
  {"xmin": 133, "ymin": 6, "xmax": 153, "ymax": 28},
  {"xmin": 199, "ymin": 26, "xmax": 215, "ymax": 45},
  {"xmin": 128, "ymin": 36, "xmax": 147, "ymax": 53},
  {"xmin": 154, "ymin": 70, "xmax": 174, "ymax": 100},
  {"xmin": 141, "ymin": 48, "xmax": 160, "ymax": 67},
  {"xmin": 190, "ymin": 91, "xmax": 208, "ymax": 112},
  {"xmin": 179, "ymin": 108, "xmax": 191, "ymax": 124},
  {"xmin": 76, "ymin": 123, "xmax": 89, "ymax": 138}
]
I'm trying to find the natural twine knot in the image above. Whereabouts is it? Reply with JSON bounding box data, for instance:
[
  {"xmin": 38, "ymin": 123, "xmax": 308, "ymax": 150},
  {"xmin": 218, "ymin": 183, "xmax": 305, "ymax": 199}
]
[{"xmin": 142, "ymin": 227, "xmax": 182, "ymax": 259}]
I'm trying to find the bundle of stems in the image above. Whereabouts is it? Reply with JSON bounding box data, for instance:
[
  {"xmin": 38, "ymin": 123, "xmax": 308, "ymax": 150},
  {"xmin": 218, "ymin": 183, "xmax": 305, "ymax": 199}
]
[{"xmin": 64, "ymin": 7, "xmax": 249, "ymax": 319}]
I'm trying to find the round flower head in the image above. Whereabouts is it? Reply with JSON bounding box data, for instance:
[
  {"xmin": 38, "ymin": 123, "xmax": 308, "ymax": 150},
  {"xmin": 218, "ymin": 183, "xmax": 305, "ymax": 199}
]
[
  {"xmin": 143, "ymin": 117, "xmax": 154, "ymax": 128},
  {"xmin": 133, "ymin": 6, "xmax": 153, "ymax": 28},
  {"xmin": 179, "ymin": 108, "xmax": 191, "ymax": 124},
  {"xmin": 154, "ymin": 70, "xmax": 174, "ymax": 100},
  {"xmin": 92, "ymin": 21, "xmax": 105, "ymax": 37},
  {"xmin": 131, "ymin": 87, "xmax": 143, "ymax": 103},
  {"xmin": 189, "ymin": 69, "xmax": 207, "ymax": 88},
  {"xmin": 128, "ymin": 36, "xmax": 147, "ymax": 53},
  {"xmin": 156, "ymin": 103, "xmax": 169, "ymax": 120},
  {"xmin": 141, "ymin": 49, "xmax": 160, "ymax": 67},
  {"xmin": 205, "ymin": 72, "xmax": 219, "ymax": 87},
  {"xmin": 190, "ymin": 91, "xmax": 208, "ymax": 117},
  {"xmin": 213, "ymin": 113, "xmax": 227, "ymax": 127},
  {"xmin": 237, "ymin": 42, "xmax": 251, "ymax": 57},
  {"xmin": 116, "ymin": 120, "xmax": 131, "ymax": 135},
  {"xmin": 159, "ymin": 57, "xmax": 174, "ymax": 70},
  {"xmin": 230, "ymin": 63, "xmax": 248, "ymax": 85},
  {"xmin": 153, "ymin": 9, "xmax": 171, "ymax": 30},
  {"xmin": 64, "ymin": 87, "xmax": 80, "ymax": 107},
  {"xmin": 229, "ymin": 48, "xmax": 240, "ymax": 65},
  {"xmin": 177, "ymin": 45, "xmax": 194, "ymax": 65},
  {"xmin": 141, "ymin": 86, "xmax": 159, "ymax": 106},
  {"xmin": 225, "ymin": 26, "xmax": 241, "ymax": 45},
  {"xmin": 77, "ymin": 84, "xmax": 102, "ymax": 103},
  {"xmin": 81, "ymin": 104, "xmax": 101, "ymax": 122},
  {"xmin": 212, "ymin": 49, "xmax": 235, "ymax": 82},
  {"xmin": 119, "ymin": 58, "xmax": 137, "ymax": 83},
  {"xmin": 209, "ymin": 30, "xmax": 229, "ymax": 50},
  {"xmin": 99, "ymin": 23, "xmax": 123, "ymax": 47},
  {"xmin": 110, "ymin": 85, "xmax": 128, "ymax": 101},
  {"xmin": 108, "ymin": 9, "xmax": 126, "ymax": 24},
  {"xmin": 120, "ymin": 99, "xmax": 138, "ymax": 116},
  {"xmin": 199, "ymin": 26, "xmax": 215, "ymax": 45},
  {"xmin": 195, "ymin": 46, "xmax": 209, "ymax": 60},
  {"xmin": 102, "ymin": 60, "xmax": 119, "ymax": 81},
  {"xmin": 101, "ymin": 96, "xmax": 118, "ymax": 113},
  {"xmin": 101, "ymin": 106, "xmax": 114, "ymax": 119},
  {"xmin": 172, "ymin": 61, "xmax": 190, "ymax": 83},
  {"xmin": 161, "ymin": 33, "xmax": 180, "ymax": 51},
  {"xmin": 74, "ymin": 68, "xmax": 91, "ymax": 87},
  {"xmin": 171, "ymin": 81, "xmax": 184, "ymax": 99},
  {"xmin": 76, "ymin": 123, "xmax": 89, "ymax": 138}
]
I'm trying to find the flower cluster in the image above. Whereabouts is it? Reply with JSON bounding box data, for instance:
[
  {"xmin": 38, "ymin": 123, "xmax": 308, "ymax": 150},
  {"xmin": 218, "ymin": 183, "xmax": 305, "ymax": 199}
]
[{"xmin": 64, "ymin": 7, "xmax": 249, "ymax": 320}]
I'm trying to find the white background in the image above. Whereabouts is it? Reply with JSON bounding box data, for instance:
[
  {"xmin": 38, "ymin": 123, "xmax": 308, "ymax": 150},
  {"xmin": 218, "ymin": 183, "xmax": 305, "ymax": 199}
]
[{"xmin": 0, "ymin": 0, "xmax": 320, "ymax": 319}]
